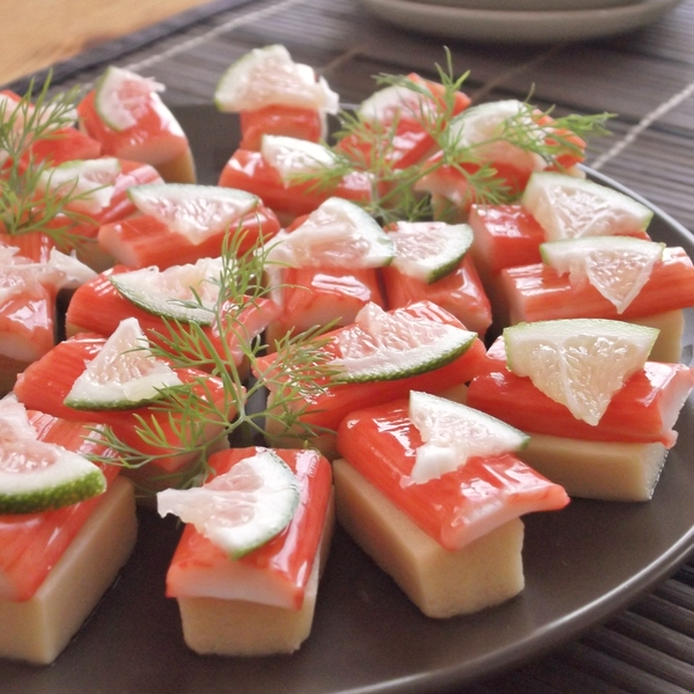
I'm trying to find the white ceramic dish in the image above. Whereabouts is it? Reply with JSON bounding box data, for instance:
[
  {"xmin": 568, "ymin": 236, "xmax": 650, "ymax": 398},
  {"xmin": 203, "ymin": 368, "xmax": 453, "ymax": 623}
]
[
  {"xmin": 412, "ymin": 0, "xmax": 637, "ymax": 10},
  {"xmin": 360, "ymin": 0, "xmax": 682, "ymax": 42}
]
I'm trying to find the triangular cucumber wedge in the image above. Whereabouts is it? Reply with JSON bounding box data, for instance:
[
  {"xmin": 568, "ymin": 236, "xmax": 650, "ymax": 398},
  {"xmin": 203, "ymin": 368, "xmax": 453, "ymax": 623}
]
[
  {"xmin": 332, "ymin": 303, "xmax": 476, "ymax": 383},
  {"xmin": 264, "ymin": 197, "xmax": 393, "ymax": 269},
  {"xmin": 95, "ymin": 66, "xmax": 165, "ymax": 131},
  {"xmin": 540, "ymin": 236, "xmax": 665, "ymax": 313},
  {"xmin": 157, "ymin": 449, "xmax": 300, "ymax": 559},
  {"xmin": 260, "ymin": 134, "xmax": 337, "ymax": 185},
  {"xmin": 39, "ymin": 157, "xmax": 121, "ymax": 213},
  {"xmin": 110, "ymin": 257, "xmax": 224, "ymax": 324},
  {"xmin": 522, "ymin": 171, "xmax": 653, "ymax": 241},
  {"xmin": 214, "ymin": 44, "xmax": 338, "ymax": 114},
  {"xmin": 387, "ymin": 221, "xmax": 473, "ymax": 283},
  {"xmin": 127, "ymin": 183, "xmax": 259, "ymax": 246},
  {"xmin": 0, "ymin": 397, "xmax": 106, "ymax": 513},
  {"xmin": 504, "ymin": 318, "xmax": 658, "ymax": 426},
  {"xmin": 408, "ymin": 391, "xmax": 529, "ymax": 483},
  {"xmin": 64, "ymin": 317, "xmax": 182, "ymax": 410}
]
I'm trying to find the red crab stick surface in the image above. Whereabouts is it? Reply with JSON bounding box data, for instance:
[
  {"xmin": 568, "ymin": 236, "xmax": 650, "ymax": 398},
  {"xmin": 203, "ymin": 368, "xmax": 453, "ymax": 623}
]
[
  {"xmin": 239, "ymin": 105, "xmax": 325, "ymax": 150},
  {"xmin": 97, "ymin": 200, "xmax": 280, "ymax": 269},
  {"xmin": 13, "ymin": 333, "xmax": 234, "ymax": 474},
  {"xmin": 0, "ymin": 90, "xmax": 102, "ymax": 174},
  {"xmin": 165, "ymin": 447, "xmax": 333, "ymax": 610},
  {"xmin": 468, "ymin": 337, "xmax": 694, "ymax": 448},
  {"xmin": 254, "ymin": 301, "xmax": 490, "ymax": 434},
  {"xmin": 218, "ymin": 148, "xmax": 372, "ymax": 223},
  {"xmin": 382, "ymin": 253, "xmax": 492, "ymax": 338},
  {"xmin": 337, "ymin": 398, "xmax": 569, "ymax": 550},
  {"xmin": 498, "ymin": 246, "xmax": 694, "ymax": 323},
  {"xmin": 0, "ymin": 412, "xmax": 119, "ymax": 602},
  {"xmin": 64, "ymin": 265, "xmax": 280, "ymax": 368}
]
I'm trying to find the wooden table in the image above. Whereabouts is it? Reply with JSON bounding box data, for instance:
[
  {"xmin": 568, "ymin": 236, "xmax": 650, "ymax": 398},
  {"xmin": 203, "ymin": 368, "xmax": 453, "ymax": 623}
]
[{"xmin": 3, "ymin": 1, "xmax": 693, "ymax": 692}]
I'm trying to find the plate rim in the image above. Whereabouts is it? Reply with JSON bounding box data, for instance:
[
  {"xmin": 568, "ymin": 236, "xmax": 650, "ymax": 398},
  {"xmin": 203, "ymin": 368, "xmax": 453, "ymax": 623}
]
[{"xmin": 359, "ymin": 0, "xmax": 683, "ymax": 42}]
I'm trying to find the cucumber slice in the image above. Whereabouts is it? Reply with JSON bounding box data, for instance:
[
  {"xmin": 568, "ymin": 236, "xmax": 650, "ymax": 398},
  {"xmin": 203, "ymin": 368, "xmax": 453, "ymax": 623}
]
[
  {"xmin": 446, "ymin": 99, "xmax": 546, "ymax": 170},
  {"xmin": 110, "ymin": 257, "xmax": 224, "ymax": 324},
  {"xmin": 39, "ymin": 157, "xmax": 121, "ymax": 213},
  {"xmin": 408, "ymin": 390, "xmax": 529, "ymax": 483},
  {"xmin": 387, "ymin": 221, "xmax": 473, "ymax": 283},
  {"xmin": 332, "ymin": 302, "xmax": 476, "ymax": 382},
  {"xmin": 94, "ymin": 66, "xmax": 165, "ymax": 131},
  {"xmin": 522, "ymin": 171, "xmax": 654, "ymax": 241},
  {"xmin": 214, "ymin": 44, "xmax": 339, "ymax": 114},
  {"xmin": 127, "ymin": 183, "xmax": 259, "ymax": 245},
  {"xmin": 357, "ymin": 83, "xmax": 428, "ymax": 123},
  {"xmin": 540, "ymin": 236, "xmax": 665, "ymax": 313},
  {"xmin": 264, "ymin": 197, "xmax": 393, "ymax": 269},
  {"xmin": 64, "ymin": 317, "xmax": 182, "ymax": 410},
  {"xmin": 0, "ymin": 246, "xmax": 95, "ymax": 305},
  {"xmin": 157, "ymin": 449, "xmax": 300, "ymax": 559},
  {"xmin": 504, "ymin": 318, "xmax": 659, "ymax": 426},
  {"xmin": 260, "ymin": 134, "xmax": 337, "ymax": 184},
  {"xmin": 0, "ymin": 397, "xmax": 106, "ymax": 513}
]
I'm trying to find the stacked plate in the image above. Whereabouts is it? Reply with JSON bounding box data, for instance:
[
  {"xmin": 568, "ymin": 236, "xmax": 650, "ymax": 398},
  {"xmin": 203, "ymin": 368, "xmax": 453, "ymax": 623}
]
[{"xmin": 360, "ymin": 0, "xmax": 682, "ymax": 43}]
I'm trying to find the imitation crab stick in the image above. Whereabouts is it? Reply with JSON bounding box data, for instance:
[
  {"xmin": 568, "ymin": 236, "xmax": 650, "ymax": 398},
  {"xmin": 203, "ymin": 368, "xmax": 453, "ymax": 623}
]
[
  {"xmin": 254, "ymin": 301, "xmax": 490, "ymax": 456},
  {"xmin": 13, "ymin": 332, "xmax": 234, "ymax": 477},
  {"xmin": 77, "ymin": 66, "xmax": 195, "ymax": 184},
  {"xmin": 0, "ymin": 406, "xmax": 137, "ymax": 665},
  {"xmin": 218, "ymin": 144, "xmax": 372, "ymax": 224},
  {"xmin": 64, "ymin": 263, "xmax": 280, "ymax": 370},
  {"xmin": 333, "ymin": 392, "xmax": 568, "ymax": 617},
  {"xmin": 162, "ymin": 447, "xmax": 333, "ymax": 624}
]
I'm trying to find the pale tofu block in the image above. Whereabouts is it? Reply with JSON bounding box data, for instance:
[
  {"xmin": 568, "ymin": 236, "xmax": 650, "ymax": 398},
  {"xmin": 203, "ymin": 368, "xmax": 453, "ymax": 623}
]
[
  {"xmin": 630, "ymin": 309, "xmax": 685, "ymax": 364},
  {"xmin": 0, "ymin": 477, "xmax": 137, "ymax": 665},
  {"xmin": 517, "ymin": 434, "xmax": 668, "ymax": 502},
  {"xmin": 156, "ymin": 147, "xmax": 196, "ymax": 184},
  {"xmin": 176, "ymin": 492, "xmax": 335, "ymax": 656},
  {"xmin": 333, "ymin": 459, "xmax": 525, "ymax": 619}
]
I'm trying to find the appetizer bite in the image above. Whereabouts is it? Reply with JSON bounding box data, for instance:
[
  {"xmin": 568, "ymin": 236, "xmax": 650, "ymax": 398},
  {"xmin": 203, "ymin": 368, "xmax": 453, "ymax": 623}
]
[
  {"xmin": 381, "ymin": 220, "xmax": 492, "ymax": 338},
  {"xmin": 97, "ymin": 182, "xmax": 280, "ymax": 269},
  {"xmin": 467, "ymin": 319, "xmax": 694, "ymax": 501},
  {"xmin": 157, "ymin": 446, "xmax": 334, "ymax": 655},
  {"xmin": 34, "ymin": 156, "xmax": 163, "ymax": 270},
  {"xmin": 0, "ymin": 396, "xmax": 137, "ymax": 664},
  {"xmin": 497, "ymin": 236, "xmax": 694, "ymax": 362},
  {"xmin": 262, "ymin": 197, "xmax": 392, "ymax": 343},
  {"xmin": 0, "ymin": 244, "xmax": 96, "ymax": 393},
  {"xmin": 413, "ymin": 100, "xmax": 587, "ymax": 219},
  {"xmin": 214, "ymin": 44, "xmax": 339, "ymax": 150},
  {"xmin": 218, "ymin": 134, "xmax": 372, "ymax": 224},
  {"xmin": 77, "ymin": 66, "xmax": 196, "ymax": 183},
  {"xmin": 335, "ymin": 71, "xmax": 471, "ymax": 172},
  {"xmin": 468, "ymin": 171, "xmax": 653, "ymax": 307},
  {"xmin": 254, "ymin": 300, "xmax": 490, "ymax": 457},
  {"xmin": 64, "ymin": 256, "xmax": 280, "ymax": 375},
  {"xmin": 334, "ymin": 391, "xmax": 569, "ymax": 617},
  {"xmin": 13, "ymin": 317, "xmax": 235, "ymax": 492}
]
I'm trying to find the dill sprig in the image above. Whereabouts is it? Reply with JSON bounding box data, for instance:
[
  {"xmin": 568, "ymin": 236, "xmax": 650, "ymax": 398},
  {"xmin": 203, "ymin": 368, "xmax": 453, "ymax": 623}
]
[
  {"xmin": 86, "ymin": 226, "xmax": 340, "ymax": 494},
  {"xmin": 0, "ymin": 73, "xmax": 100, "ymax": 251},
  {"xmin": 301, "ymin": 49, "xmax": 612, "ymax": 223}
]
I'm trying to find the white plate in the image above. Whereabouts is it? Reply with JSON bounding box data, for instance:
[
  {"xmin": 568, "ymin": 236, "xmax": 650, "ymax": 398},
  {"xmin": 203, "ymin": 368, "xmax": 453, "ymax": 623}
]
[{"xmin": 360, "ymin": 0, "xmax": 682, "ymax": 42}]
